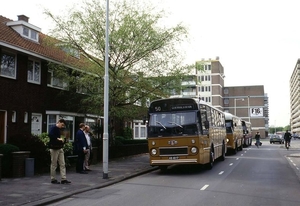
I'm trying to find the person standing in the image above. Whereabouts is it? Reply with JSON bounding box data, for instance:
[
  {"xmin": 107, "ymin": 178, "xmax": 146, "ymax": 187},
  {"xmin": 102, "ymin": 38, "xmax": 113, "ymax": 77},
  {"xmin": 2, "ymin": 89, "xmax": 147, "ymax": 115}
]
[
  {"xmin": 75, "ymin": 123, "xmax": 88, "ymax": 174},
  {"xmin": 48, "ymin": 119, "xmax": 71, "ymax": 184},
  {"xmin": 83, "ymin": 125, "xmax": 92, "ymax": 171},
  {"xmin": 255, "ymin": 132, "xmax": 261, "ymax": 148}
]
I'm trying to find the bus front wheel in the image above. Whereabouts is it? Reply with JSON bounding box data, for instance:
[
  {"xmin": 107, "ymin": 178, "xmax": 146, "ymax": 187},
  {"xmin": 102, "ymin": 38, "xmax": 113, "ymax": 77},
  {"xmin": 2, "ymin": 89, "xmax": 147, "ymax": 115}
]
[{"xmin": 206, "ymin": 150, "xmax": 214, "ymax": 170}]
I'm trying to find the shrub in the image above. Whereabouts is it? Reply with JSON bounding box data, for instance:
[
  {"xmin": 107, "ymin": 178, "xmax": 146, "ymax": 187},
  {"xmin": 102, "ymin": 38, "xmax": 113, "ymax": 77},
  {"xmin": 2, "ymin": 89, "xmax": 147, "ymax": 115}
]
[
  {"xmin": 8, "ymin": 133, "xmax": 49, "ymax": 174},
  {"xmin": 37, "ymin": 133, "xmax": 73, "ymax": 167},
  {"xmin": 0, "ymin": 144, "xmax": 20, "ymax": 177}
]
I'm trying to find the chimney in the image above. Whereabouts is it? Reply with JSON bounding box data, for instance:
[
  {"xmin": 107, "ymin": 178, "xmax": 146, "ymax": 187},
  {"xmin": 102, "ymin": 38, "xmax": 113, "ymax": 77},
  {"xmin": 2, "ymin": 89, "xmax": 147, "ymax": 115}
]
[{"xmin": 18, "ymin": 15, "xmax": 29, "ymax": 22}]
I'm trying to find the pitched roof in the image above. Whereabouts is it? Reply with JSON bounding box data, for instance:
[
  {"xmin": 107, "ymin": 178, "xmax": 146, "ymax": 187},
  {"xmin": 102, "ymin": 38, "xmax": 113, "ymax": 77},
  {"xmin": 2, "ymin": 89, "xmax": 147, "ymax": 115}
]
[{"xmin": 0, "ymin": 15, "xmax": 89, "ymax": 69}]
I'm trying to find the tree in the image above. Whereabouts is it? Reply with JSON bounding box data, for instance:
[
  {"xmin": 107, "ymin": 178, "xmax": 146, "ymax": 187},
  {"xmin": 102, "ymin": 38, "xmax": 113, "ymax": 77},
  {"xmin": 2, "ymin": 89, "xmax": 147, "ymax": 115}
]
[{"xmin": 44, "ymin": 0, "xmax": 194, "ymax": 137}]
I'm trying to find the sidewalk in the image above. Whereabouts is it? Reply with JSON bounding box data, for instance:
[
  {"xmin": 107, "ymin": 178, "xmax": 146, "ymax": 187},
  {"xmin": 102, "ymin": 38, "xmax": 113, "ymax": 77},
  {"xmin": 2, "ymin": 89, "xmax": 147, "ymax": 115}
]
[
  {"xmin": 0, "ymin": 153, "xmax": 158, "ymax": 206},
  {"xmin": 1, "ymin": 140, "xmax": 300, "ymax": 206}
]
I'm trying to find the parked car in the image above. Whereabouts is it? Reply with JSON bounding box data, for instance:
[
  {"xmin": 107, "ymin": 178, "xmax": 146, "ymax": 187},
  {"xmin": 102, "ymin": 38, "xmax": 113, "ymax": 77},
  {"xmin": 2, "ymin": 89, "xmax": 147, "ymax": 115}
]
[{"xmin": 270, "ymin": 134, "xmax": 284, "ymax": 144}]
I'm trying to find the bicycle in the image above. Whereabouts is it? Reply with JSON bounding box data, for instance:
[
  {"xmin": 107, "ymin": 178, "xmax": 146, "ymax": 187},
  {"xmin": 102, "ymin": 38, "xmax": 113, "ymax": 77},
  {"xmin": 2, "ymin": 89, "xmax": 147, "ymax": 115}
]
[{"xmin": 285, "ymin": 140, "xmax": 290, "ymax": 150}]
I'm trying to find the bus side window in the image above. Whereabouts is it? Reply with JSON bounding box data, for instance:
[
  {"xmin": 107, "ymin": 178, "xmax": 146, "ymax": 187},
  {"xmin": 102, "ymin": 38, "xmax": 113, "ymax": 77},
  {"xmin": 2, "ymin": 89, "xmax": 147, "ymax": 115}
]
[{"xmin": 204, "ymin": 120, "xmax": 209, "ymax": 129}]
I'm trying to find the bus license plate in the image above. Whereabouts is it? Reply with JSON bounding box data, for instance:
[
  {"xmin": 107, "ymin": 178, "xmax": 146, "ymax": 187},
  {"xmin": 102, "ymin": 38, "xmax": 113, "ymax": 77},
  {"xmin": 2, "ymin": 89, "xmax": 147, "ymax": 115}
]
[{"xmin": 169, "ymin": 156, "xmax": 179, "ymax": 160}]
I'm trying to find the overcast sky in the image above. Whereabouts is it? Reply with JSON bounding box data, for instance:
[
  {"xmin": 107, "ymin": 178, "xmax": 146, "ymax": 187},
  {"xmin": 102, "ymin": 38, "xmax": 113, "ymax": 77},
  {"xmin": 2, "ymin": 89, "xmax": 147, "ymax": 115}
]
[{"xmin": 1, "ymin": 0, "xmax": 299, "ymax": 127}]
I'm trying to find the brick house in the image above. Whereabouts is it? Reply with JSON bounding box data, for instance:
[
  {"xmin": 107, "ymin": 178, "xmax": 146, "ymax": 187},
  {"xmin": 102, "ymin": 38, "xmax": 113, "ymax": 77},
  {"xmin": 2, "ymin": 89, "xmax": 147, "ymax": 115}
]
[{"xmin": 0, "ymin": 15, "xmax": 102, "ymax": 144}]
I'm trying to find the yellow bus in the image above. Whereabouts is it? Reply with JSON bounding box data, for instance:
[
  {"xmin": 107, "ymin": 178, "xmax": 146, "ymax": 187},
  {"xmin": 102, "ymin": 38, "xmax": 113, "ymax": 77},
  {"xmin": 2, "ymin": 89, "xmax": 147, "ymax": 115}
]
[
  {"xmin": 224, "ymin": 112, "xmax": 243, "ymax": 154},
  {"xmin": 147, "ymin": 98, "xmax": 227, "ymax": 171},
  {"xmin": 242, "ymin": 120, "xmax": 252, "ymax": 147}
]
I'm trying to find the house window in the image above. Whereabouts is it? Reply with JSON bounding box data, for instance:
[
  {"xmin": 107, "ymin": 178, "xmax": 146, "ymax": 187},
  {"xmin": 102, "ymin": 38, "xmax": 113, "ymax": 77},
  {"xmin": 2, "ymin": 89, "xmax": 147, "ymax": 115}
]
[
  {"xmin": 31, "ymin": 30, "xmax": 37, "ymax": 40},
  {"xmin": 23, "ymin": 26, "xmax": 29, "ymax": 36},
  {"xmin": 224, "ymin": 88, "xmax": 229, "ymax": 94},
  {"xmin": 12, "ymin": 111, "xmax": 16, "ymax": 122},
  {"xmin": 47, "ymin": 70, "xmax": 68, "ymax": 90},
  {"xmin": 47, "ymin": 115, "xmax": 74, "ymax": 141},
  {"xmin": 0, "ymin": 52, "xmax": 16, "ymax": 79},
  {"xmin": 22, "ymin": 26, "xmax": 39, "ymax": 42},
  {"xmin": 27, "ymin": 59, "xmax": 41, "ymax": 84},
  {"xmin": 224, "ymin": 98, "xmax": 229, "ymax": 105}
]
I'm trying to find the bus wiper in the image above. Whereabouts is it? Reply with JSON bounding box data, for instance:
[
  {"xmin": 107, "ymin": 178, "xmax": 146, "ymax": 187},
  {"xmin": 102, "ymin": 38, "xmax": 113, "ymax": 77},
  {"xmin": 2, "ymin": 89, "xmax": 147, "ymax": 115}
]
[
  {"xmin": 156, "ymin": 121, "xmax": 166, "ymax": 129},
  {"xmin": 168, "ymin": 122, "xmax": 183, "ymax": 128}
]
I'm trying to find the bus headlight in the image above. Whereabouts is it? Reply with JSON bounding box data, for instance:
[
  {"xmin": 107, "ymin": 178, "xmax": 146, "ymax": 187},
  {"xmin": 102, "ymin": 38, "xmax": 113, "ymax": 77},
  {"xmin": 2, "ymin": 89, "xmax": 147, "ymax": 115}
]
[
  {"xmin": 151, "ymin": 149, "xmax": 157, "ymax": 155},
  {"xmin": 191, "ymin": 147, "xmax": 197, "ymax": 154},
  {"xmin": 226, "ymin": 139, "xmax": 229, "ymax": 143}
]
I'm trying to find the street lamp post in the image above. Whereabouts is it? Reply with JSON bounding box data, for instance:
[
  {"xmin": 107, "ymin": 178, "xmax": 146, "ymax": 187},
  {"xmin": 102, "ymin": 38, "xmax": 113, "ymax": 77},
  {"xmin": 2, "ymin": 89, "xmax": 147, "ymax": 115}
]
[
  {"xmin": 103, "ymin": 0, "xmax": 110, "ymax": 179},
  {"xmin": 234, "ymin": 98, "xmax": 244, "ymax": 116},
  {"xmin": 247, "ymin": 96, "xmax": 250, "ymax": 122}
]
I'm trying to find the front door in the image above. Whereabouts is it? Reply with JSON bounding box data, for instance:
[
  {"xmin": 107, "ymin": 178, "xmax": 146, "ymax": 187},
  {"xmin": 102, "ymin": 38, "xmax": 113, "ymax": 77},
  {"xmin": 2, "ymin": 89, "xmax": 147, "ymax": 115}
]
[{"xmin": 31, "ymin": 113, "xmax": 42, "ymax": 135}]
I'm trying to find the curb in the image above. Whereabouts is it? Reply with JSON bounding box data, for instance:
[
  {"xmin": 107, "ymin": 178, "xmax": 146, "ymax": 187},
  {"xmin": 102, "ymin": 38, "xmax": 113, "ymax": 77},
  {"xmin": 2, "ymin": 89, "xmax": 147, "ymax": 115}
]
[{"xmin": 22, "ymin": 166, "xmax": 158, "ymax": 206}]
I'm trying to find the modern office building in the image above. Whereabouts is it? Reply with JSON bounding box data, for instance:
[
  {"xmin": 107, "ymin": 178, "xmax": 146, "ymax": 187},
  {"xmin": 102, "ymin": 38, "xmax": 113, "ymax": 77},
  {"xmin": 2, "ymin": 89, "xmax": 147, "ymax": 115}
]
[{"xmin": 170, "ymin": 57, "xmax": 269, "ymax": 138}]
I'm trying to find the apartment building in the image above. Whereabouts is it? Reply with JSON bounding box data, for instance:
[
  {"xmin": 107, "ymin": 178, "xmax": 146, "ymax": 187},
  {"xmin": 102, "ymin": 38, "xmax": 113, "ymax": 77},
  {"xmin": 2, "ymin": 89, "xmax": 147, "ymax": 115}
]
[
  {"xmin": 290, "ymin": 59, "xmax": 300, "ymax": 135},
  {"xmin": 223, "ymin": 86, "xmax": 269, "ymax": 138}
]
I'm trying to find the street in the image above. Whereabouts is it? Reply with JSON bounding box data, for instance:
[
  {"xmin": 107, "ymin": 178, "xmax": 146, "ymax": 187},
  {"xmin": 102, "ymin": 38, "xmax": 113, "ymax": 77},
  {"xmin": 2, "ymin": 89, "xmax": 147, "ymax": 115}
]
[{"xmin": 49, "ymin": 140, "xmax": 300, "ymax": 206}]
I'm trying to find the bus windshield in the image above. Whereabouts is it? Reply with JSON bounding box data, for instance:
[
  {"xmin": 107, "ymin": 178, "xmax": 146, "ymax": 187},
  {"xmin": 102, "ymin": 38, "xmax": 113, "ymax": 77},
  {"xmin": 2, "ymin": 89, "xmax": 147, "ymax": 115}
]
[
  {"xmin": 225, "ymin": 121, "xmax": 233, "ymax": 133},
  {"xmin": 148, "ymin": 111, "xmax": 198, "ymax": 137}
]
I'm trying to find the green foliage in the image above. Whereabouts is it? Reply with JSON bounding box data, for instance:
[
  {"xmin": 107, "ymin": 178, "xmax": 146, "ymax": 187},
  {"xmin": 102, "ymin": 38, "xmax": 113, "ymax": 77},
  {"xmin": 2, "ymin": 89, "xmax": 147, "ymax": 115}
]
[
  {"xmin": 269, "ymin": 127, "xmax": 288, "ymax": 134},
  {"xmin": 123, "ymin": 127, "xmax": 133, "ymax": 140},
  {"xmin": 0, "ymin": 144, "xmax": 20, "ymax": 177},
  {"xmin": 44, "ymin": 0, "xmax": 192, "ymax": 136},
  {"xmin": 37, "ymin": 132, "xmax": 73, "ymax": 157}
]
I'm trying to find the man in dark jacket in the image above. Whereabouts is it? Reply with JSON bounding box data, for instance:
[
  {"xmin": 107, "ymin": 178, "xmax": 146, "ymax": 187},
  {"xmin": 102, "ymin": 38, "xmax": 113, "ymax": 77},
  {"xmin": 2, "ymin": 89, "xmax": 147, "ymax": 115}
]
[
  {"xmin": 48, "ymin": 119, "xmax": 71, "ymax": 184},
  {"xmin": 284, "ymin": 130, "xmax": 292, "ymax": 149},
  {"xmin": 75, "ymin": 123, "xmax": 89, "ymax": 174}
]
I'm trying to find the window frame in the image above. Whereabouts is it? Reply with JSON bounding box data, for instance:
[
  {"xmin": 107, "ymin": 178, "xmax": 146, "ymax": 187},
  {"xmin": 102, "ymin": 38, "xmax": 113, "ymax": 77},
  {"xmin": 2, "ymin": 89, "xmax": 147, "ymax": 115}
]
[
  {"xmin": 27, "ymin": 58, "xmax": 41, "ymax": 84},
  {"xmin": 47, "ymin": 69, "xmax": 68, "ymax": 90},
  {"xmin": 0, "ymin": 51, "xmax": 17, "ymax": 79}
]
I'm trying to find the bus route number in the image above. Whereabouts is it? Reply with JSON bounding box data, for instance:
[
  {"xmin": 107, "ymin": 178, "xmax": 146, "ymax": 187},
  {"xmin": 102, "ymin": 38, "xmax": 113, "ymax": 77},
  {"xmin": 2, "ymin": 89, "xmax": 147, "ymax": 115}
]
[{"xmin": 154, "ymin": 106, "xmax": 161, "ymax": 112}]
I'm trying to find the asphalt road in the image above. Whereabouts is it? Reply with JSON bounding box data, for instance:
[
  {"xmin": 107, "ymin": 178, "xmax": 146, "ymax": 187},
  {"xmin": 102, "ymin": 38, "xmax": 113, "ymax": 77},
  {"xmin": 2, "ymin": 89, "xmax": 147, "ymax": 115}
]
[{"xmin": 49, "ymin": 140, "xmax": 300, "ymax": 206}]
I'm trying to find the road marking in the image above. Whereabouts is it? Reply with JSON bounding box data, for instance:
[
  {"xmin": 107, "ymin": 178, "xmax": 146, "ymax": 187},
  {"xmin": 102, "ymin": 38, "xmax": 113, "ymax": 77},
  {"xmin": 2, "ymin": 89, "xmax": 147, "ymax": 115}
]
[
  {"xmin": 200, "ymin": 185, "xmax": 209, "ymax": 190},
  {"xmin": 229, "ymin": 163, "xmax": 233, "ymax": 166},
  {"xmin": 236, "ymin": 158, "xmax": 239, "ymax": 160},
  {"xmin": 241, "ymin": 154, "xmax": 244, "ymax": 156},
  {"xmin": 219, "ymin": 171, "xmax": 224, "ymax": 175},
  {"xmin": 244, "ymin": 151, "xmax": 247, "ymax": 153}
]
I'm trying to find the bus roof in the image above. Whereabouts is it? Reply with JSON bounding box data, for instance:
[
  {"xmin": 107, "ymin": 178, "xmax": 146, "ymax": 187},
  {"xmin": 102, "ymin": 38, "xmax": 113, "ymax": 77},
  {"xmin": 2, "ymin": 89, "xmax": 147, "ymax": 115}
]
[
  {"xmin": 224, "ymin": 112, "xmax": 239, "ymax": 120},
  {"xmin": 149, "ymin": 97, "xmax": 223, "ymax": 113}
]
